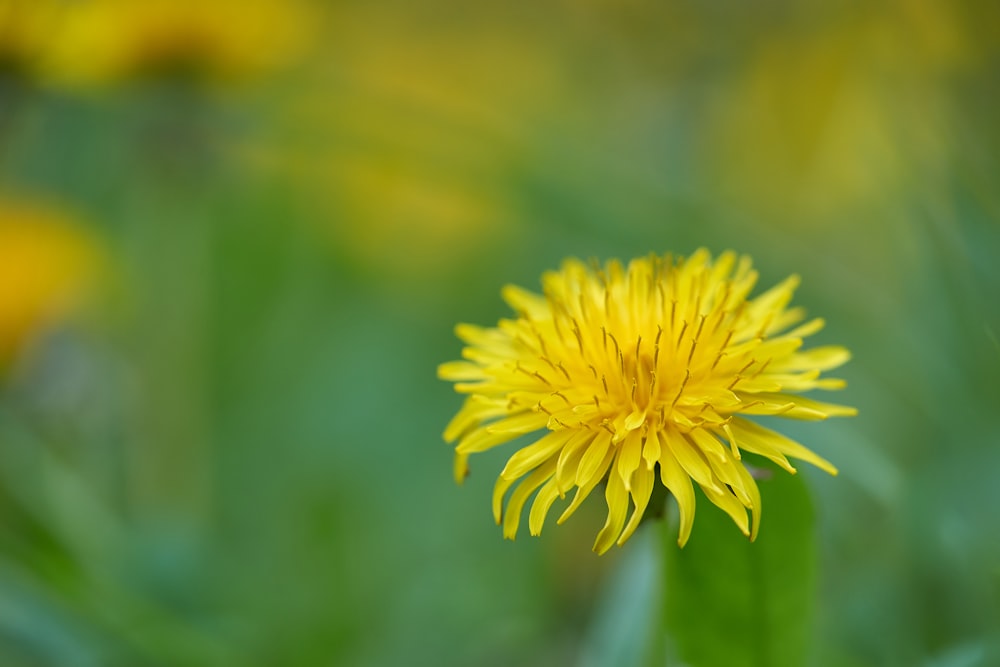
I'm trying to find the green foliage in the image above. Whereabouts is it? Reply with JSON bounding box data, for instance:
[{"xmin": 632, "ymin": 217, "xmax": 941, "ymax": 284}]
[{"xmin": 663, "ymin": 460, "xmax": 816, "ymax": 667}]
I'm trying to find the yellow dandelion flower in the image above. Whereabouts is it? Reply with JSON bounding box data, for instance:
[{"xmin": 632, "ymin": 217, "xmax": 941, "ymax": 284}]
[
  {"xmin": 0, "ymin": 0, "xmax": 64, "ymax": 79},
  {"xmin": 438, "ymin": 250, "xmax": 856, "ymax": 554},
  {"xmin": 0, "ymin": 198, "xmax": 103, "ymax": 366},
  {"xmin": 41, "ymin": 0, "xmax": 314, "ymax": 87}
]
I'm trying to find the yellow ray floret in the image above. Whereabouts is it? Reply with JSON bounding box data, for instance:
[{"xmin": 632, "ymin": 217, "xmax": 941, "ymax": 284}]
[{"xmin": 439, "ymin": 249, "xmax": 856, "ymax": 553}]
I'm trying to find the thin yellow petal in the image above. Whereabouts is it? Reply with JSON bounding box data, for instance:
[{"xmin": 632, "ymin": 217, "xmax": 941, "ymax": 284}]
[
  {"xmin": 623, "ymin": 408, "xmax": 647, "ymax": 431},
  {"xmin": 437, "ymin": 361, "xmax": 490, "ymax": 382},
  {"xmin": 501, "ymin": 430, "xmax": 573, "ymax": 480},
  {"xmin": 736, "ymin": 392, "xmax": 857, "ymax": 420},
  {"xmin": 730, "ymin": 375, "xmax": 784, "ymax": 393},
  {"xmin": 641, "ymin": 431, "xmax": 661, "ymax": 470},
  {"xmin": 575, "ymin": 431, "xmax": 613, "ymax": 487},
  {"xmin": 733, "ymin": 461, "xmax": 762, "ymax": 541},
  {"xmin": 701, "ymin": 480, "xmax": 750, "ymax": 537},
  {"xmin": 443, "ymin": 396, "xmax": 509, "ymax": 442},
  {"xmin": 664, "ymin": 428, "xmax": 722, "ymax": 492},
  {"xmin": 707, "ymin": 454, "xmax": 751, "ymax": 507},
  {"xmin": 755, "ymin": 370, "xmax": 846, "ymax": 392},
  {"xmin": 687, "ymin": 427, "xmax": 728, "ymax": 463},
  {"xmin": 492, "ymin": 473, "xmax": 517, "ymax": 524},
  {"xmin": 766, "ymin": 306, "xmax": 806, "ymax": 335},
  {"xmin": 729, "ymin": 417, "xmax": 838, "ymax": 476},
  {"xmin": 659, "ymin": 440, "xmax": 696, "ymax": 547},
  {"xmin": 454, "ymin": 452, "xmax": 470, "ymax": 485},
  {"xmin": 593, "ymin": 463, "xmax": 629, "ymax": 554},
  {"xmin": 707, "ymin": 250, "xmax": 737, "ymax": 290},
  {"xmin": 616, "ymin": 430, "xmax": 643, "ymax": 490},
  {"xmin": 557, "ymin": 445, "xmax": 616, "ymax": 524},
  {"xmin": 503, "ymin": 459, "xmax": 558, "ymax": 539},
  {"xmin": 750, "ymin": 274, "xmax": 800, "ymax": 313},
  {"xmin": 815, "ymin": 378, "xmax": 847, "ymax": 390},
  {"xmin": 722, "ymin": 420, "xmax": 796, "ymax": 473},
  {"xmin": 771, "ymin": 345, "xmax": 851, "ymax": 372},
  {"xmin": 756, "ymin": 336, "xmax": 805, "ymax": 360},
  {"xmin": 528, "ymin": 477, "xmax": 562, "ymax": 536},
  {"xmin": 783, "ymin": 317, "xmax": 825, "ymax": 339},
  {"xmin": 555, "ymin": 430, "xmax": 597, "ymax": 494},
  {"xmin": 455, "ymin": 425, "xmax": 522, "ymax": 455},
  {"xmin": 722, "ymin": 422, "xmax": 741, "ymax": 459},
  {"xmin": 486, "ymin": 411, "xmax": 549, "ymax": 435},
  {"xmin": 455, "ymin": 323, "xmax": 510, "ymax": 349},
  {"xmin": 501, "ymin": 284, "xmax": 549, "ymax": 320},
  {"xmin": 617, "ymin": 463, "xmax": 655, "ymax": 546}
]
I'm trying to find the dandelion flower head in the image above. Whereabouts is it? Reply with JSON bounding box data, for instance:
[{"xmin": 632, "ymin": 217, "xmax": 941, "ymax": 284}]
[{"xmin": 438, "ymin": 250, "xmax": 855, "ymax": 554}]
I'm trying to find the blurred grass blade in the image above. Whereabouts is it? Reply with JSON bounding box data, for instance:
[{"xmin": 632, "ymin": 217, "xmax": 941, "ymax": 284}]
[
  {"xmin": 580, "ymin": 528, "xmax": 661, "ymax": 667},
  {"xmin": 662, "ymin": 459, "xmax": 816, "ymax": 667}
]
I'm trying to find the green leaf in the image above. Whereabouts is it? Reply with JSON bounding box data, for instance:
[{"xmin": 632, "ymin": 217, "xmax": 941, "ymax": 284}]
[
  {"xmin": 662, "ymin": 459, "xmax": 817, "ymax": 667},
  {"xmin": 579, "ymin": 528, "xmax": 661, "ymax": 667}
]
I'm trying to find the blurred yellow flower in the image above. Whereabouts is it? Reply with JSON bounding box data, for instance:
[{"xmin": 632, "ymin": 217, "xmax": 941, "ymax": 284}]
[
  {"xmin": 0, "ymin": 198, "xmax": 103, "ymax": 365},
  {"xmin": 325, "ymin": 154, "xmax": 508, "ymax": 280},
  {"xmin": 705, "ymin": 3, "xmax": 978, "ymax": 222},
  {"xmin": 42, "ymin": 0, "xmax": 314, "ymax": 87},
  {"xmin": 0, "ymin": 0, "xmax": 63, "ymax": 79},
  {"xmin": 264, "ymin": 6, "xmax": 560, "ymax": 281},
  {"xmin": 439, "ymin": 250, "xmax": 855, "ymax": 554}
]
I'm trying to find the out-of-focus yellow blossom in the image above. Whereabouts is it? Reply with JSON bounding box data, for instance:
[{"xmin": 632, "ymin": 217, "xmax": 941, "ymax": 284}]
[
  {"xmin": 705, "ymin": 3, "xmax": 980, "ymax": 223},
  {"xmin": 0, "ymin": 198, "xmax": 103, "ymax": 366},
  {"xmin": 42, "ymin": 0, "xmax": 315, "ymax": 87},
  {"xmin": 329, "ymin": 155, "xmax": 509, "ymax": 280},
  {"xmin": 440, "ymin": 250, "xmax": 855, "ymax": 554},
  {"xmin": 0, "ymin": 0, "xmax": 64, "ymax": 79},
  {"xmin": 268, "ymin": 6, "xmax": 565, "ymax": 280}
]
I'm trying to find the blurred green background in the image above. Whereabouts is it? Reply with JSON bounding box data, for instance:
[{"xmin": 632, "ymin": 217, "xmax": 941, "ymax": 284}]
[{"xmin": 1, "ymin": 0, "xmax": 999, "ymax": 665}]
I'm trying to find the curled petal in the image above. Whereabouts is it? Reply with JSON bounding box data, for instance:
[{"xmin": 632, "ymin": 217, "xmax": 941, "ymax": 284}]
[{"xmin": 593, "ymin": 461, "xmax": 630, "ymax": 554}]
